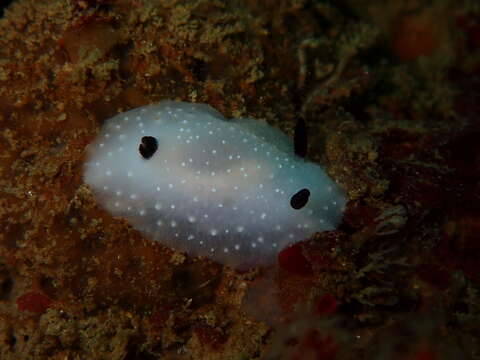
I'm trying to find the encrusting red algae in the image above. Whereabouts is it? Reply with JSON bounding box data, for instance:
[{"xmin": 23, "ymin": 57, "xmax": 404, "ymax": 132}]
[{"xmin": 1, "ymin": 0, "xmax": 480, "ymax": 359}]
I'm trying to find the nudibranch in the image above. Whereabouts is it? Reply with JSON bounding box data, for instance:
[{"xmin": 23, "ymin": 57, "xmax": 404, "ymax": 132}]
[{"xmin": 84, "ymin": 101, "xmax": 346, "ymax": 268}]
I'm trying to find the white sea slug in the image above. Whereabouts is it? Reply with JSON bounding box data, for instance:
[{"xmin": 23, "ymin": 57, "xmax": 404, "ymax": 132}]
[{"xmin": 84, "ymin": 101, "xmax": 347, "ymax": 268}]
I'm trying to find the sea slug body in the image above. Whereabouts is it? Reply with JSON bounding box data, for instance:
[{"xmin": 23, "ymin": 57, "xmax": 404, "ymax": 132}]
[{"xmin": 84, "ymin": 101, "xmax": 347, "ymax": 268}]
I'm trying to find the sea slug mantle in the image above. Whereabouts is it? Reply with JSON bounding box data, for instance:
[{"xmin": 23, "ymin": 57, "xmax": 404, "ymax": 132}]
[{"xmin": 84, "ymin": 101, "xmax": 347, "ymax": 268}]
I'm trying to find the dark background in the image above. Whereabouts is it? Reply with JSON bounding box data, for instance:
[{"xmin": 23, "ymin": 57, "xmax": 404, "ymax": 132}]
[{"xmin": 1, "ymin": 0, "xmax": 15, "ymax": 18}]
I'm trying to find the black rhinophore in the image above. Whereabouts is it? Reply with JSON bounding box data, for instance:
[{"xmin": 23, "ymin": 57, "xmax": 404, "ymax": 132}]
[
  {"xmin": 139, "ymin": 136, "xmax": 158, "ymax": 159},
  {"xmin": 290, "ymin": 188, "xmax": 310, "ymax": 209},
  {"xmin": 294, "ymin": 116, "xmax": 308, "ymax": 158}
]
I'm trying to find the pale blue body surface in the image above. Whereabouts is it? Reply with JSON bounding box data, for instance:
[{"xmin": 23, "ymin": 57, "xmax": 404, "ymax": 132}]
[{"xmin": 84, "ymin": 101, "xmax": 346, "ymax": 268}]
